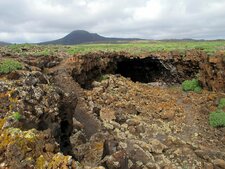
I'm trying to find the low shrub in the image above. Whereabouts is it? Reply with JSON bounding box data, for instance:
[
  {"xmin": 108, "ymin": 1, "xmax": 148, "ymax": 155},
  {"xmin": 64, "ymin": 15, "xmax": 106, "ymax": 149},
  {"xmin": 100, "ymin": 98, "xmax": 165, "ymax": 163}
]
[
  {"xmin": 209, "ymin": 98, "xmax": 225, "ymax": 128},
  {"xmin": 182, "ymin": 79, "xmax": 202, "ymax": 93},
  {"xmin": 12, "ymin": 112, "xmax": 22, "ymax": 121},
  {"xmin": 209, "ymin": 110, "xmax": 225, "ymax": 128},
  {"xmin": 193, "ymin": 86, "xmax": 202, "ymax": 93},
  {"xmin": 0, "ymin": 59, "xmax": 23, "ymax": 74},
  {"xmin": 218, "ymin": 98, "xmax": 225, "ymax": 109}
]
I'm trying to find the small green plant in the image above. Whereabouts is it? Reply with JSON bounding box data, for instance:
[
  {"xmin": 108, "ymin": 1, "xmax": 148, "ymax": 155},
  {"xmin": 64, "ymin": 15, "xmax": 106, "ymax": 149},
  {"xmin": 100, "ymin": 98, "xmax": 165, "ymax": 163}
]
[
  {"xmin": 182, "ymin": 79, "xmax": 202, "ymax": 93},
  {"xmin": 209, "ymin": 98, "xmax": 225, "ymax": 128},
  {"xmin": 193, "ymin": 86, "xmax": 202, "ymax": 93},
  {"xmin": 209, "ymin": 110, "xmax": 225, "ymax": 127},
  {"xmin": 34, "ymin": 49, "xmax": 51, "ymax": 56},
  {"xmin": 12, "ymin": 112, "xmax": 22, "ymax": 121},
  {"xmin": 218, "ymin": 98, "xmax": 225, "ymax": 109},
  {"xmin": 0, "ymin": 59, "xmax": 23, "ymax": 74}
]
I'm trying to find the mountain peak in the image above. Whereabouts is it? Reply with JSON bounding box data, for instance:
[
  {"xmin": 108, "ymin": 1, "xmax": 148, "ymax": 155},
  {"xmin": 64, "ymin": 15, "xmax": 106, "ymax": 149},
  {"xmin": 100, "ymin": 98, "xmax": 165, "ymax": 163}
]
[
  {"xmin": 40, "ymin": 30, "xmax": 142, "ymax": 45},
  {"xmin": 65, "ymin": 30, "xmax": 100, "ymax": 37},
  {"xmin": 69, "ymin": 30, "xmax": 92, "ymax": 35}
]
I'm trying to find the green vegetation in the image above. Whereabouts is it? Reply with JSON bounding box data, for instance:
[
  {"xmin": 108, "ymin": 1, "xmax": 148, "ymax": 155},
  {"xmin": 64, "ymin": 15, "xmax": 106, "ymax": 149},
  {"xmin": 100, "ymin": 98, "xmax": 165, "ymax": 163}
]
[
  {"xmin": 33, "ymin": 49, "xmax": 52, "ymax": 56},
  {"xmin": 1, "ymin": 40, "xmax": 225, "ymax": 56},
  {"xmin": 209, "ymin": 110, "xmax": 225, "ymax": 128},
  {"xmin": 193, "ymin": 86, "xmax": 202, "ymax": 93},
  {"xmin": 209, "ymin": 98, "xmax": 225, "ymax": 128},
  {"xmin": 0, "ymin": 59, "xmax": 23, "ymax": 74},
  {"xmin": 182, "ymin": 79, "xmax": 202, "ymax": 93},
  {"xmin": 8, "ymin": 44, "xmax": 32, "ymax": 53},
  {"xmin": 218, "ymin": 98, "xmax": 225, "ymax": 109},
  {"xmin": 2, "ymin": 44, "xmax": 60, "ymax": 57},
  {"xmin": 12, "ymin": 112, "xmax": 22, "ymax": 121},
  {"xmin": 8, "ymin": 44, "xmax": 23, "ymax": 53},
  {"xmin": 67, "ymin": 40, "xmax": 225, "ymax": 55}
]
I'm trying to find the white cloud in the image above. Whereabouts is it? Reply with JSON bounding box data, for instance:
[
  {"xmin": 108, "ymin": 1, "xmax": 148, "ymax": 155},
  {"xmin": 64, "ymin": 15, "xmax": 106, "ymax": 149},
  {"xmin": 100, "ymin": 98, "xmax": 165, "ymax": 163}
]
[
  {"xmin": 133, "ymin": 0, "xmax": 162, "ymax": 21},
  {"xmin": 0, "ymin": 0, "xmax": 225, "ymax": 43}
]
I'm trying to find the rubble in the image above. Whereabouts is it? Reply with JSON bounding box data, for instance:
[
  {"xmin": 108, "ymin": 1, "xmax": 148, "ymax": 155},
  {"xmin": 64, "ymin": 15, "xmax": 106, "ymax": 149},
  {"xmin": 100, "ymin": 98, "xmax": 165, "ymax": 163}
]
[{"xmin": 0, "ymin": 49, "xmax": 224, "ymax": 168}]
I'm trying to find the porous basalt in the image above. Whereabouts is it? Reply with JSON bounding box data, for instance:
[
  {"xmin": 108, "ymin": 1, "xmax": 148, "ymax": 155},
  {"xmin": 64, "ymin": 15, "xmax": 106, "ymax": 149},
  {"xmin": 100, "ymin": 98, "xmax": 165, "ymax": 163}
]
[{"xmin": 0, "ymin": 48, "xmax": 225, "ymax": 169}]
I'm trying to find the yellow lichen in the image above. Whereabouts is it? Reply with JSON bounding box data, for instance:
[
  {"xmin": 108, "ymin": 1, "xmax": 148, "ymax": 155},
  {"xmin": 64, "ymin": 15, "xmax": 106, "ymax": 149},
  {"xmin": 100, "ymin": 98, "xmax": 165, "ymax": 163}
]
[
  {"xmin": 0, "ymin": 127, "xmax": 37, "ymax": 149},
  {"xmin": 0, "ymin": 118, "xmax": 6, "ymax": 128},
  {"xmin": 24, "ymin": 129, "xmax": 37, "ymax": 140},
  {"xmin": 7, "ymin": 127, "xmax": 22, "ymax": 136},
  {"xmin": 36, "ymin": 155, "xmax": 48, "ymax": 169},
  {"xmin": 48, "ymin": 153, "xmax": 72, "ymax": 169}
]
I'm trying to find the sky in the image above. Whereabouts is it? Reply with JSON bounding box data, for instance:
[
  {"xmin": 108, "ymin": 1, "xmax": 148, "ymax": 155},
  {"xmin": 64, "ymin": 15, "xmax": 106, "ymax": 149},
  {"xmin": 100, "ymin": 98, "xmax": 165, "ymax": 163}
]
[{"xmin": 1, "ymin": 0, "xmax": 225, "ymax": 43}]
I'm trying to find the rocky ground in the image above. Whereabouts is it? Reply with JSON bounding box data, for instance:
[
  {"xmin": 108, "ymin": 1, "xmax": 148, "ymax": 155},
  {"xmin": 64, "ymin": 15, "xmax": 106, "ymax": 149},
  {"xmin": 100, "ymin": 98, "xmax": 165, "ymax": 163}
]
[{"xmin": 0, "ymin": 48, "xmax": 225, "ymax": 169}]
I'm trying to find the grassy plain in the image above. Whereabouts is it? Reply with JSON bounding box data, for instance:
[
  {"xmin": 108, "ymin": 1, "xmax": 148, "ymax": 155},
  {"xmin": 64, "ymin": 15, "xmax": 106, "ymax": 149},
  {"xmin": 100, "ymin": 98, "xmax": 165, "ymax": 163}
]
[
  {"xmin": 1, "ymin": 40, "xmax": 225, "ymax": 56},
  {"xmin": 67, "ymin": 40, "xmax": 225, "ymax": 55}
]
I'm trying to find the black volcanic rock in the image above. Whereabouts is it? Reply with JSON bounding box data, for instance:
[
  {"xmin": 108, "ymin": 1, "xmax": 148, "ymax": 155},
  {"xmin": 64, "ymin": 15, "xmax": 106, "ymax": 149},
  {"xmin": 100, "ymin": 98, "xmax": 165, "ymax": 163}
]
[{"xmin": 40, "ymin": 30, "xmax": 141, "ymax": 45}]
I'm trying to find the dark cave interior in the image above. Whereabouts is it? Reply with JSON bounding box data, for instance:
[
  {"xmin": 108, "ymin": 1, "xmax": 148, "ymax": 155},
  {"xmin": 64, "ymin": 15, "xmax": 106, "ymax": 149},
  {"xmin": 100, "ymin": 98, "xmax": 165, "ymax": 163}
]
[
  {"xmin": 115, "ymin": 57, "xmax": 172, "ymax": 83},
  {"xmin": 73, "ymin": 57, "xmax": 175, "ymax": 89}
]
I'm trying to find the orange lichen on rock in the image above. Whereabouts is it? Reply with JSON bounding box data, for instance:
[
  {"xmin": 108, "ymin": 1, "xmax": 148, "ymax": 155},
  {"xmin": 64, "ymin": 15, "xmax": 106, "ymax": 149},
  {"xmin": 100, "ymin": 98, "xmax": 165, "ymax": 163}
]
[{"xmin": 199, "ymin": 52, "xmax": 225, "ymax": 92}]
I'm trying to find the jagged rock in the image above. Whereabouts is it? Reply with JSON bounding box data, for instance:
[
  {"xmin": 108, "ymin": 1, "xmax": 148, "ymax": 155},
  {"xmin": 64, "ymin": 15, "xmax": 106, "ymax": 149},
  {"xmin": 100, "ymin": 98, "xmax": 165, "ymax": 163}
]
[
  {"xmin": 203, "ymin": 162, "xmax": 214, "ymax": 169},
  {"xmin": 46, "ymin": 153, "xmax": 77, "ymax": 169},
  {"xmin": 0, "ymin": 48, "xmax": 225, "ymax": 168},
  {"xmin": 0, "ymin": 68, "xmax": 81, "ymax": 168},
  {"xmin": 92, "ymin": 81, "xmax": 102, "ymax": 87},
  {"xmin": 126, "ymin": 119, "xmax": 140, "ymax": 126},
  {"xmin": 103, "ymin": 139, "xmax": 119, "ymax": 156},
  {"xmin": 213, "ymin": 159, "xmax": 225, "ymax": 169},
  {"xmin": 24, "ymin": 74, "xmax": 39, "ymax": 86},
  {"xmin": 115, "ymin": 111, "xmax": 127, "ymax": 124},
  {"xmin": 127, "ymin": 142, "xmax": 155, "ymax": 165},
  {"xmin": 199, "ymin": 52, "xmax": 225, "ymax": 92},
  {"xmin": 100, "ymin": 108, "xmax": 116, "ymax": 122},
  {"xmin": 82, "ymin": 141, "xmax": 104, "ymax": 167},
  {"xmin": 161, "ymin": 110, "xmax": 175, "ymax": 120},
  {"xmin": 45, "ymin": 143, "xmax": 56, "ymax": 153},
  {"xmin": 149, "ymin": 139, "xmax": 167, "ymax": 154},
  {"xmin": 73, "ymin": 117, "xmax": 84, "ymax": 131},
  {"xmin": 195, "ymin": 149, "xmax": 225, "ymax": 161},
  {"xmin": 6, "ymin": 71, "xmax": 21, "ymax": 80},
  {"xmin": 70, "ymin": 131, "xmax": 86, "ymax": 146},
  {"xmin": 0, "ymin": 126, "xmax": 78, "ymax": 168},
  {"xmin": 103, "ymin": 150, "xmax": 128, "ymax": 169}
]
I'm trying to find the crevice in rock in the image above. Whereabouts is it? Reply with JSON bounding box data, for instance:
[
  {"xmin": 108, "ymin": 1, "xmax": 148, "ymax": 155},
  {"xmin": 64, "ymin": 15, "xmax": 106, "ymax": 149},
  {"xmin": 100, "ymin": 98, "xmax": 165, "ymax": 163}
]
[
  {"xmin": 50, "ymin": 71, "xmax": 79, "ymax": 159},
  {"xmin": 58, "ymin": 96, "xmax": 76, "ymax": 158}
]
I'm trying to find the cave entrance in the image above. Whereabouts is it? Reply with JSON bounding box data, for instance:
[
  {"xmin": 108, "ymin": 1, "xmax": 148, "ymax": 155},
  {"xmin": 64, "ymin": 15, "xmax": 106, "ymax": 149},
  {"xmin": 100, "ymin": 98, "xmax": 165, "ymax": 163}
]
[
  {"xmin": 115, "ymin": 57, "xmax": 174, "ymax": 84},
  {"xmin": 72, "ymin": 56, "xmax": 182, "ymax": 90}
]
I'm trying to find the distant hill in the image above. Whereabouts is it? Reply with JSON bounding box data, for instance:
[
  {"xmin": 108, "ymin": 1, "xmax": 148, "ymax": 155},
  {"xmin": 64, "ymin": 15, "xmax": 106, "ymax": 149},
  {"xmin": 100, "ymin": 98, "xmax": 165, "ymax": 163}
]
[
  {"xmin": 40, "ymin": 30, "xmax": 142, "ymax": 45},
  {"xmin": 0, "ymin": 41, "xmax": 10, "ymax": 46}
]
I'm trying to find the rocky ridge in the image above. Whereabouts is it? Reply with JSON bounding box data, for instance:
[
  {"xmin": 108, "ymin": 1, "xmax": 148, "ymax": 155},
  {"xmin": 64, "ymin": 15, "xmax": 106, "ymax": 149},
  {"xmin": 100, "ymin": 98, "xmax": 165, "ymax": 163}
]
[{"xmin": 0, "ymin": 49, "xmax": 224, "ymax": 168}]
